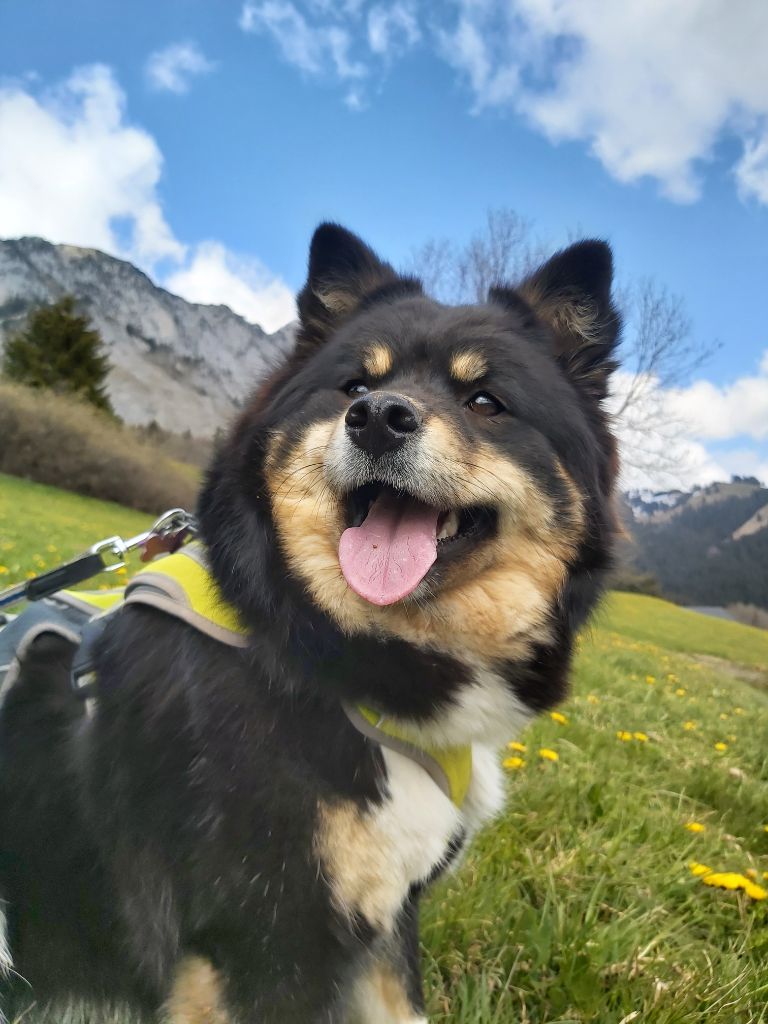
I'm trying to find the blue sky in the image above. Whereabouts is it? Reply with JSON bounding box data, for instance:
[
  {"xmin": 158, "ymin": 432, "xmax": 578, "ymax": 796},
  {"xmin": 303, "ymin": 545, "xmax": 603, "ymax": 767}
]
[{"xmin": 1, "ymin": 0, "xmax": 767, "ymax": 487}]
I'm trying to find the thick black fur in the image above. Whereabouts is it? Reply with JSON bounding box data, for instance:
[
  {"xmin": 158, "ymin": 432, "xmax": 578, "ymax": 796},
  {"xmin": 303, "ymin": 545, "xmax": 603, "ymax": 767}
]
[{"xmin": 0, "ymin": 223, "xmax": 621, "ymax": 1022}]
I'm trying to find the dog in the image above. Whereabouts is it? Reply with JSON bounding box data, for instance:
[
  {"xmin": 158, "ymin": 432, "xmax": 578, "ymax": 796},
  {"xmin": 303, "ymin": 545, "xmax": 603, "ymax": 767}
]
[{"xmin": 0, "ymin": 223, "xmax": 621, "ymax": 1023}]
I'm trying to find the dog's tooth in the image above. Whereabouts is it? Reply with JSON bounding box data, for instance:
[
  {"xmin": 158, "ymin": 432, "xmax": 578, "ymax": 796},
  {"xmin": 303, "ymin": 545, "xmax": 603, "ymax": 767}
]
[{"xmin": 438, "ymin": 510, "xmax": 460, "ymax": 541}]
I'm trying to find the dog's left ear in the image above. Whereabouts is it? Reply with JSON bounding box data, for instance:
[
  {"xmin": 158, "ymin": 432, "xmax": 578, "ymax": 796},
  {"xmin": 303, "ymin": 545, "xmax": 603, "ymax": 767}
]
[
  {"xmin": 296, "ymin": 223, "xmax": 421, "ymax": 357},
  {"xmin": 490, "ymin": 240, "xmax": 620, "ymax": 399}
]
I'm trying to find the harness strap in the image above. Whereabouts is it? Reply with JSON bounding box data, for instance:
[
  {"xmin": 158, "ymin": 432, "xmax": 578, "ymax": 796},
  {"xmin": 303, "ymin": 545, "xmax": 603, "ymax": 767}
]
[
  {"xmin": 1, "ymin": 543, "xmax": 474, "ymax": 809},
  {"xmin": 124, "ymin": 543, "xmax": 248, "ymax": 648}
]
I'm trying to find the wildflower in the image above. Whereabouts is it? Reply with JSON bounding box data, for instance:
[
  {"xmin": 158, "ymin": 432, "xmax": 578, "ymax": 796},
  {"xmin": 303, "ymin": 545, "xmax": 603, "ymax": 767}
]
[
  {"xmin": 689, "ymin": 862, "xmax": 711, "ymax": 876},
  {"xmin": 538, "ymin": 748, "xmax": 559, "ymax": 762},
  {"xmin": 675, "ymin": 688, "xmax": 686, "ymax": 697},
  {"xmin": 645, "ymin": 675, "xmax": 656, "ymax": 684},
  {"xmin": 586, "ymin": 694, "xmax": 600, "ymax": 704},
  {"xmin": 667, "ymin": 673, "xmax": 678, "ymax": 682},
  {"xmin": 633, "ymin": 732, "xmax": 649, "ymax": 742},
  {"xmin": 616, "ymin": 730, "xmax": 633, "ymax": 741},
  {"xmin": 719, "ymin": 713, "xmax": 729, "ymax": 721},
  {"xmin": 683, "ymin": 721, "xmax": 697, "ymax": 731},
  {"xmin": 762, "ymin": 825, "xmax": 768, "ymax": 833},
  {"xmin": 701, "ymin": 872, "xmax": 767, "ymax": 900},
  {"xmin": 734, "ymin": 707, "xmax": 745, "ymax": 716},
  {"xmin": 503, "ymin": 756, "xmax": 525, "ymax": 770},
  {"xmin": 714, "ymin": 742, "xmax": 728, "ymax": 752},
  {"xmin": 550, "ymin": 711, "xmax": 568, "ymax": 725},
  {"xmin": 685, "ymin": 822, "xmax": 706, "ymax": 833},
  {"xmin": 25, "ymin": 571, "xmax": 35, "ymax": 579},
  {"xmin": 745, "ymin": 868, "xmax": 758, "ymax": 880},
  {"xmin": 507, "ymin": 741, "xmax": 527, "ymax": 753},
  {"xmin": 0, "ymin": 566, "xmax": 7, "ymax": 575}
]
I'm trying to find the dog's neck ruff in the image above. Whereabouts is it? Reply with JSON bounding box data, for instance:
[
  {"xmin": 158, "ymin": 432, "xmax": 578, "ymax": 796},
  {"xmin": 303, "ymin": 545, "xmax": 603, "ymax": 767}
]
[{"xmin": 124, "ymin": 544, "xmax": 473, "ymax": 809}]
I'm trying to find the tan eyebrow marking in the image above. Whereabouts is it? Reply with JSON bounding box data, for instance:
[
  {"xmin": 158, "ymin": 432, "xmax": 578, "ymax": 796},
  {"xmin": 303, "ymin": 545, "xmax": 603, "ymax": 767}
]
[
  {"xmin": 362, "ymin": 343, "xmax": 393, "ymax": 377},
  {"xmin": 450, "ymin": 350, "xmax": 488, "ymax": 383}
]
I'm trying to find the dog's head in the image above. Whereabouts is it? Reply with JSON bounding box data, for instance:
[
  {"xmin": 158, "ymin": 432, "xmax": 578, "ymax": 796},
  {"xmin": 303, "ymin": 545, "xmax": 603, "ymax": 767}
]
[{"xmin": 200, "ymin": 223, "xmax": 620, "ymax": 719}]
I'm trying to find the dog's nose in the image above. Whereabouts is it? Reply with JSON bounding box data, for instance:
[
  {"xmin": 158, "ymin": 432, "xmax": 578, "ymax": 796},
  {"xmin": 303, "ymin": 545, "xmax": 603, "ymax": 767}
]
[{"xmin": 345, "ymin": 393, "xmax": 421, "ymax": 458}]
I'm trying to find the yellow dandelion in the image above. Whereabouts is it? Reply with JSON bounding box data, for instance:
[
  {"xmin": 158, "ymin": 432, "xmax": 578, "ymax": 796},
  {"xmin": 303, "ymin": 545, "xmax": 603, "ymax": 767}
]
[
  {"xmin": 586, "ymin": 694, "xmax": 600, "ymax": 704},
  {"xmin": 702, "ymin": 872, "xmax": 767, "ymax": 900},
  {"xmin": 503, "ymin": 756, "xmax": 525, "ymax": 770},
  {"xmin": 685, "ymin": 822, "xmax": 706, "ymax": 833},
  {"xmin": 616, "ymin": 730, "xmax": 633, "ymax": 741},
  {"xmin": 719, "ymin": 713, "xmax": 729, "ymax": 721},
  {"xmin": 550, "ymin": 711, "xmax": 568, "ymax": 725},
  {"xmin": 667, "ymin": 673, "xmax": 678, "ymax": 682},
  {"xmin": 683, "ymin": 721, "xmax": 697, "ymax": 731},
  {"xmin": 538, "ymin": 748, "xmax": 559, "ymax": 762},
  {"xmin": 507, "ymin": 741, "xmax": 527, "ymax": 753},
  {"xmin": 745, "ymin": 868, "xmax": 758, "ymax": 880},
  {"xmin": 25, "ymin": 571, "xmax": 36, "ymax": 579},
  {"xmin": 675, "ymin": 688, "xmax": 686, "ymax": 697},
  {"xmin": 633, "ymin": 731, "xmax": 649, "ymax": 742},
  {"xmin": 714, "ymin": 742, "xmax": 728, "ymax": 752},
  {"xmin": 689, "ymin": 861, "xmax": 712, "ymax": 876},
  {"xmin": 762, "ymin": 825, "xmax": 768, "ymax": 834},
  {"xmin": 645, "ymin": 675, "xmax": 656, "ymax": 684},
  {"xmin": 0, "ymin": 566, "xmax": 8, "ymax": 575},
  {"xmin": 734, "ymin": 707, "xmax": 745, "ymax": 716}
]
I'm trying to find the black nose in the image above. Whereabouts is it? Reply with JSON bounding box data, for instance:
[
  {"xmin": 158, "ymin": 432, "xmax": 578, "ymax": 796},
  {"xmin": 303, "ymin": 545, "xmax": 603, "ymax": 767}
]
[{"xmin": 345, "ymin": 393, "xmax": 421, "ymax": 458}]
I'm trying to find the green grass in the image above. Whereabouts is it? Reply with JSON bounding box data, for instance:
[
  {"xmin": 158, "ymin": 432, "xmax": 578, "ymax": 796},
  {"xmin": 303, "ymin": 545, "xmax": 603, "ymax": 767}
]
[
  {"xmin": 423, "ymin": 596, "xmax": 768, "ymax": 1022},
  {"xmin": 0, "ymin": 472, "xmax": 153, "ymax": 592},
  {"xmin": 3, "ymin": 478, "xmax": 768, "ymax": 1022}
]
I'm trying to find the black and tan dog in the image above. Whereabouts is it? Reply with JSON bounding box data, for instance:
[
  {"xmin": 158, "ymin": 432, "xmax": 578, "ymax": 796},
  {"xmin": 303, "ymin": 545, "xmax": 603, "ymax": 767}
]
[{"xmin": 0, "ymin": 224, "xmax": 621, "ymax": 1022}]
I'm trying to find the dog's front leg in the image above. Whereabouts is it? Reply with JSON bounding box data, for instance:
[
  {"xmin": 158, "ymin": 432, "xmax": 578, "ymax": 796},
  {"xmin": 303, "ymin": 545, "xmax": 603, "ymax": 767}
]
[
  {"xmin": 347, "ymin": 894, "xmax": 427, "ymax": 1024},
  {"xmin": 163, "ymin": 956, "xmax": 231, "ymax": 1024}
]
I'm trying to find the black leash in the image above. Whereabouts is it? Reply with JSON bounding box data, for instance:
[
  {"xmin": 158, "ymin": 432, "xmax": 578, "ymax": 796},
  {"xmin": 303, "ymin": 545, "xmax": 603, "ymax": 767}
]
[{"xmin": 0, "ymin": 509, "xmax": 197, "ymax": 612}]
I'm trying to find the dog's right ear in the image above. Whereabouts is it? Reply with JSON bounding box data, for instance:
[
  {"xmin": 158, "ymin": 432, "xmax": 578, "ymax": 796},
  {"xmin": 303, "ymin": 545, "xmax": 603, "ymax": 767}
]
[{"xmin": 295, "ymin": 223, "xmax": 420, "ymax": 357}]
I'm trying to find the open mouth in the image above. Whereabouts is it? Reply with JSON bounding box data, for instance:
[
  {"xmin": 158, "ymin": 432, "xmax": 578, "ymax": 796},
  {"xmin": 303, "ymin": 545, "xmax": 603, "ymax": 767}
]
[{"xmin": 339, "ymin": 483, "xmax": 495, "ymax": 606}]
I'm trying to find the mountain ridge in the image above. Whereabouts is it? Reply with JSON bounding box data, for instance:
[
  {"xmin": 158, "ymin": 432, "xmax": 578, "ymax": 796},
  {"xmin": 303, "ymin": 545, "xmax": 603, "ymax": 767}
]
[{"xmin": 0, "ymin": 236, "xmax": 296, "ymax": 436}]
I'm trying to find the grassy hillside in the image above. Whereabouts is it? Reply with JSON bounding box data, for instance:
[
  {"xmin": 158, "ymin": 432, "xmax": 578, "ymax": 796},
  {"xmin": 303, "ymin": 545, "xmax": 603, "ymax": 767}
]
[
  {"xmin": 0, "ymin": 472, "xmax": 162, "ymax": 591},
  {"xmin": 3, "ymin": 480, "xmax": 768, "ymax": 1023}
]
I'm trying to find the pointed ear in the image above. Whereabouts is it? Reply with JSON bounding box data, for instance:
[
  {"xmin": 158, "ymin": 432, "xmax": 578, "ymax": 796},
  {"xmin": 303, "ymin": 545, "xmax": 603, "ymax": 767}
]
[
  {"xmin": 295, "ymin": 223, "xmax": 421, "ymax": 356},
  {"xmin": 490, "ymin": 240, "xmax": 620, "ymax": 399}
]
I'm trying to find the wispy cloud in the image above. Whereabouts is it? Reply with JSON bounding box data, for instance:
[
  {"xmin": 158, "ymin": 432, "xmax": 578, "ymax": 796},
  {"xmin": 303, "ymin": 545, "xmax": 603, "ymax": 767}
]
[
  {"xmin": 239, "ymin": 0, "xmax": 768, "ymax": 207},
  {"xmin": 0, "ymin": 66, "xmax": 294, "ymax": 331},
  {"xmin": 240, "ymin": 1, "xmax": 365, "ymax": 79},
  {"xmin": 145, "ymin": 40, "xmax": 216, "ymax": 95}
]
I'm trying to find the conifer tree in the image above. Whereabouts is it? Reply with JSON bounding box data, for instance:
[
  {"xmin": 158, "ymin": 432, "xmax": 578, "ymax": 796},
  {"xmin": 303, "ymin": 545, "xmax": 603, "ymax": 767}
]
[{"xmin": 2, "ymin": 296, "xmax": 113, "ymax": 413}]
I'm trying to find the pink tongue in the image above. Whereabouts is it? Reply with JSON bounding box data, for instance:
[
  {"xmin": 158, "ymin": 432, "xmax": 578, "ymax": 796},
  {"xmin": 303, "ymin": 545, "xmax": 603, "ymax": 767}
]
[{"xmin": 339, "ymin": 492, "xmax": 439, "ymax": 606}]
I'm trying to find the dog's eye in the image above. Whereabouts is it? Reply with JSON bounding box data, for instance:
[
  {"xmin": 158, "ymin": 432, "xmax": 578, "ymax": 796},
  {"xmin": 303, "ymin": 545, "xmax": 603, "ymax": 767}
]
[
  {"xmin": 466, "ymin": 392, "xmax": 504, "ymax": 417},
  {"xmin": 344, "ymin": 380, "xmax": 369, "ymax": 397}
]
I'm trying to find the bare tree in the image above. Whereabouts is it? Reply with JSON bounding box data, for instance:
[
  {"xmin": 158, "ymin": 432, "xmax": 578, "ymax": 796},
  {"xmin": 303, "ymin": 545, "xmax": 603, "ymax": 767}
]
[
  {"xmin": 408, "ymin": 207, "xmax": 716, "ymax": 486},
  {"xmin": 408, "ymin": 208, "xmax": 546, "ymax": 304}
]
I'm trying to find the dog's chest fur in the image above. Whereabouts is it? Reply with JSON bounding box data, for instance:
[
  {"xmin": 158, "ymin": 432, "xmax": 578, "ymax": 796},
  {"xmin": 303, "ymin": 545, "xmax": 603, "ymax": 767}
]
[{"xmin": 316, "ymin": 742, "xmax": 505, "ymax": 935}]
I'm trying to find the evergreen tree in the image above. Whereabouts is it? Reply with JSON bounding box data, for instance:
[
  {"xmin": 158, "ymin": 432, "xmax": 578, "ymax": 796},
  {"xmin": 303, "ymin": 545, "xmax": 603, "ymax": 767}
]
[{"xmin": 2, "ymin": 295, "xmax": 113, "ymax": 413}]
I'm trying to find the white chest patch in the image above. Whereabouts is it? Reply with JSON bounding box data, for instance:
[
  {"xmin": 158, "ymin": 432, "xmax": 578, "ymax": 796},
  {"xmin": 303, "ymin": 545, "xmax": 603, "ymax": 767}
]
[{"xmin": 316, "ymin": 748, "xmax": 461, "ymax": 935}]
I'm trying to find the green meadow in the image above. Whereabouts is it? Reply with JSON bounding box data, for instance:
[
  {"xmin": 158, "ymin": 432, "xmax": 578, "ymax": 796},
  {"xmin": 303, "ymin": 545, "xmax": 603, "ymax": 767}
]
[{"xmin": 2, "ymin": 475, "xmax": 768, "ymax": 1023}]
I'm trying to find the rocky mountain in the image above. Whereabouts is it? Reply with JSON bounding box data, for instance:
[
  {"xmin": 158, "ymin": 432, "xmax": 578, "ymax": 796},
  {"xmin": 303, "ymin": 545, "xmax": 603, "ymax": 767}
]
[
  {"xmin": 621, "ymin": 478, "xmax": 768, "ymax": 611},
  {"xmin": 0, "ymin": 237, "xmax": 296, "ymax": 435}
]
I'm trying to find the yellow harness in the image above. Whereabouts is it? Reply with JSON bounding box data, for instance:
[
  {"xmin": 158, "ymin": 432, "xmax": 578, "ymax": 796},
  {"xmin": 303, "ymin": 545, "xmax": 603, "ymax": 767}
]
[{"xmin": 118, "ymin": 544, "xmax": 473, "ymax": 809}]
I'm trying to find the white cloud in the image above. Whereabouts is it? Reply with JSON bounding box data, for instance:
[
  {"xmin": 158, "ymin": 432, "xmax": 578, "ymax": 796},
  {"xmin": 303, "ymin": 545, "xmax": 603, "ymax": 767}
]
[
  {"xmin": 735, "ymin": 130, "xmax": 768, "ymax": 205},
  {"xmin": 0, "ymin": 65, "xmax": 295, "ymax": 333},
  {"xmin": 368, "ymin": 3, "xmax": 420, "ymax": 57},
  {"xmin": 0, "ymin": 64, "xmax": 183, "ymax": 264},
  {"xmin": 145, "ymin": 41, "xmax": 216, "ymax": 95},
  {"xmin": 240, "ymin": 1, "xmax": 365, "ymax": 78},
  {"xmin": 610, "ymin": 354, "xmax": 768, "ymax": 489},
  {"xmin": 165, "ymin": 242, "xmax": 296, "ymax": 333},
  {"xmin": 442, "ymin": 0, "xmax": 768, "ymax": 204}
]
